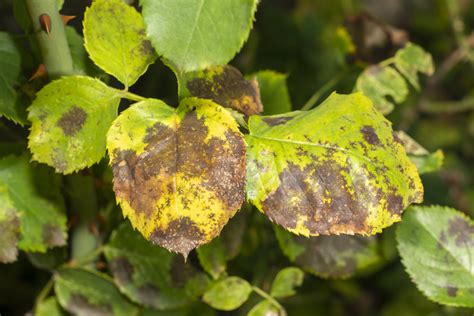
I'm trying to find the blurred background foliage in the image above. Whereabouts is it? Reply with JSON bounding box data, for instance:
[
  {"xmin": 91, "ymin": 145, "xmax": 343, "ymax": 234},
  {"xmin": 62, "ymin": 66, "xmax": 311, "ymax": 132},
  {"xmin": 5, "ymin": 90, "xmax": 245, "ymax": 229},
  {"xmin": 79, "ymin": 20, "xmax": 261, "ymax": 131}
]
[{"xmin": 0, "ymin": 0, "xmax": 473, "ymax": 315}]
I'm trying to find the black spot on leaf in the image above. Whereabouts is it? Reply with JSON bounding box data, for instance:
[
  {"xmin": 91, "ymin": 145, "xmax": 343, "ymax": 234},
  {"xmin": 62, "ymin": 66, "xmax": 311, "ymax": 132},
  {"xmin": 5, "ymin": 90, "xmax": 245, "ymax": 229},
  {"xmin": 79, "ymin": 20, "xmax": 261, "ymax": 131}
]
[
  {"xmin": 446, "ymin": 286, "xmax": 458, "ymax": 297},
  {"xmin": 57, "ymin": 106, "xmax": 87, "ymax": 136},
  {"xmin": 360, "ymin": 125, "xmax": 380, "ymax": 145},
  {"xmin": 447, "ymin": 217, "xmax": 474, "ymax": 247}
]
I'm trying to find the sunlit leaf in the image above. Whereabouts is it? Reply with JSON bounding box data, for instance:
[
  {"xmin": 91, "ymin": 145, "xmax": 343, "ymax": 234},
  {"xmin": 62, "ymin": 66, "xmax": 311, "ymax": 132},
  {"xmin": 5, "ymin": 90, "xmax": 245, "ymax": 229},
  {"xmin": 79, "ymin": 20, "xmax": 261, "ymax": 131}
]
[
  {"xmin": 0, "ymin": 155, "xmax": 67, "ymax": 263},
  {"xmin": 55, "ymin": 268, "xmax": 139, "ymax": 316},
  {"xmin": 104, "ymin": 222, "xmax": 210, "ymax": 309},
  {"xmin": 270, "ymin": 267, "xmax": 304, "ymax": 298},
  {"xmin": 84, "ymin": 0, "xmax": 157, "ymax": 87},
  {"xmin": 202, "ymin": 276, "xmax": 252, "ymax": 311},
  {"xmin": 394, "ymin": 42, "xmax": 434, "ymax": 90},
  {"xmin": 275, "ymin": 226, "xmax": 382, "ymax": 278},
  {"xmin": 28, "ymin": 76, "xmax": 120, "ymax": 173},
  {"xmin": 247, "ymin": 92, "xmax": 423, "ymax": 236},
  {"xmin": 181, "ymin": 65, "xmax": 262, "ymax": 115},
  {"xmin": 107, "ymin": 97, "xmax": 246, "ymax": 257},
  {"xmin": 397, "ymin": 206, "xmax": 474, "ymax": 307},
  {"xmin": 140, "ymin": 0, "xmax": 258, "ymax": 72}
]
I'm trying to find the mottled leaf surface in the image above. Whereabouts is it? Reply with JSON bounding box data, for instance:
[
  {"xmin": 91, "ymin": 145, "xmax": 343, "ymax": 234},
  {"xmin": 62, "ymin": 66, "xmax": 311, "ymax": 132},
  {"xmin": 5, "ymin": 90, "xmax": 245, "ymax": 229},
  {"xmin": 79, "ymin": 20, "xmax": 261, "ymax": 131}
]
[
  {"xmin": 270, "ymin": 267, "xmax": 304, "ymax": 298},
  {"xmin": 397, "ymin": 206, "xmax": 474, "ymax": 307},
  {"xmin": 355, "ymin": 65, "xmax": 408, "ymax": 115},
  {"xmin": 104, "ymin": 222, "xmax": 210, "ymax": 309},
  {"xmin": 55, "ymin": 268, "xmax": 138, "ymax": 316},
  {"xmin": 107, "ymin": 97, "xmax": 246, "ymax": 257},
  {"xmin": 253, "ymin": 70, "xmax": 292, "ymax": 115},
  {"xmin": 394, "ymin": 43, "xmax": 434, "ymax": 90},
  {"xmin": 395, "ymin": 131, "xmax": 443, "ymax": 174},
  {"xmin": 247, "ymin": 92, "xmax": 423, "ymax": 237},
  {"xmin": 0, "ymin": 155, "xmax": 67, "ymax": 262},
  {"xmin": 0, "ymin": 32, "xmax": 28, "ymax": 125},
  {"xmin": 203, "ymin": 276, "xmax": 252, "ymax": 311},
  {"xmin": 28, "ymin": 76, "xmax": 120, "ymax": 173},
  {"xmin": 140, "ymin": 0, "xmax": 258, "ymax": 72},
  {"xmin": 84, "ymin": 0, "xmax": 156, "ymax": 87},
  {"xmin": 182, "ymin": 65, "xmax": 262, "ymax": 115},
  {"xmin": 275, "ymin": 226, "xmax": 382, "ymax": 278}
]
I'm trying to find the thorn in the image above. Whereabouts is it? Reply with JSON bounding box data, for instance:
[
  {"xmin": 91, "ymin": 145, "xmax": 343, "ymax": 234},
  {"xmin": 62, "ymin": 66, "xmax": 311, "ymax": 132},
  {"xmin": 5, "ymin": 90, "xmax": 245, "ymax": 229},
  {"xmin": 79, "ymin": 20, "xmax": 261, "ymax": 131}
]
[
  {"xmin": 61, "ymin": 15, "xmax": 76, "ymax": 25},
  {"xmin": 29, "ymin": 64, "xmax": 47, "ymax": 81},
  {"xmin": 39, "ymin": 14, "xmax": 52, "ymax": 35}
]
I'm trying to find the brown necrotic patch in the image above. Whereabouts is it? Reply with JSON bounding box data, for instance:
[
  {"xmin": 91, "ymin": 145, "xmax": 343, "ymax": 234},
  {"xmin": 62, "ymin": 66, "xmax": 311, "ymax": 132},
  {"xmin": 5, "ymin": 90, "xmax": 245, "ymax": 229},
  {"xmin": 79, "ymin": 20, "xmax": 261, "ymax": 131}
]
[
  {"xmin": 447, "ymin": 217, "xmax": 474, "ymax": 247},
  {"xmin": 262, "ymin": 116, "xmax": 294, "ymax": 126},
  {"xmin": 186, "ymin": 65, "xmax": 263, "ymax": 115},
  {"xmin": 42, "ymin": 223, "xmax": 66, "ymax": 247},
  {"xmin": 446, "ymin": 286, "xmax": 458, "ymax": 297},
  {"xmin": 360, "ymin": 125, "xmax": 380, "ymax": 145},
  {"xmin": 57, "ymin": 106, "xmax": 87, "ymax": 136},
  {"xmin": 109, "ymin": 257, "xmax": 134, "ymax": 285},
  {"xmin": 68, "ymin": 294, "xmax": 112, "ymax": 316}
]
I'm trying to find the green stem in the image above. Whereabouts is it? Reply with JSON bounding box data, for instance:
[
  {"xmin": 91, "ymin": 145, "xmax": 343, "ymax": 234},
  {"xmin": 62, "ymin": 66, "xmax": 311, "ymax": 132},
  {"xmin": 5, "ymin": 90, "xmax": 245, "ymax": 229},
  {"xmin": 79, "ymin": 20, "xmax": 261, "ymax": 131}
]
[
  {"xmin": 34, "ymin": 277, "xmax": 54, "ymax": 312},
  {"xmin": 26, "ymin": 0, "xmax": 74, "ymax": 79},
  {"xmin": 301, "ymin": 75, "xmax": 341, "ymax": 111},
  {"xmin": 379, "ymin": 57, "xmax": 395, "ymax": 67},
  {"xmin": 252, "ymin": 286, "xmax": 287, "ymax": 316},
  {"xmin": 115, "ymin": 89, "xmax": 147, "ymax": 102},
  {"xmin": 68, "ymin": 246, "xmax": 104, "ymax": 268}
]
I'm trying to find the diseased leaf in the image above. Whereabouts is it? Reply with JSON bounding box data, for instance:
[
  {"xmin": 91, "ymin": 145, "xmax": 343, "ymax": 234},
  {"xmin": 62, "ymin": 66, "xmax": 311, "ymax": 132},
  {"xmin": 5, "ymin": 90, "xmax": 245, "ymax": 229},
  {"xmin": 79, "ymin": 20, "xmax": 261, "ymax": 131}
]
[
  {"xmin": 104, "ymin": 222, "xmax": 210, "ymax": 309},
  {"xmin": 395, "ymin": 131, "xmax": 443, "ymax": 174},
  {"xmin": 55, "ymin": 268, "xmax": 139, "ymax": 316},
  {"xmin": 248, "ymin": 300, "xmax": 281, "ymax": 316},
  {"xmin": 0, "ymin": 32, "xmax": 29, "ymax": 125},
  {"xmin": 252, "ymin": 70, "xmax": 292, "ymax": 115},
  {"xmin": 394, "ymin": 43, "xmax": 434, "ymax": 90},
  {"xmin": 247, "ymin": 92, "xmax": 423, "ymax": 237},
  {"xmin": 36, "ymin": 297, "xmax": 66, "ymax": 316},
  {"xmin": 397, "ymin": 206, "xmax": 474, "ymax": 307},
  {"xmin": 275, "ymin": 226, "xmax": 382, "ymax": 278},
  {"xmin": 0, "ymin": 155, "xmax": 67, "ymax": 262},
  {"xmin": 203, "ymin": 276, "xmax": 252, "ymax": 311},
  {"xmin": 28, "ymin": 76, "xmax": 120, "ymax": 174},
  {"xmin": 84, "ymin": 0, "xmax": 157, "ymax": 87},
  {"xmin": 107, "ymin": 97, "xmax": 246, "ymax": 257},
  {"xmin": 355, "ymin": 65, "xmax": 408, "ymax": 115},
  {"xmin": 270, "ymin": 267, "xmax": 304, "ymax": 298},
  {"xmin": 181, "ymin": 65, "xmax": 263, "ymax": 115},
  {"xmin": 140, "ymin": 0, "xmax": 258, "ymax": 72}
]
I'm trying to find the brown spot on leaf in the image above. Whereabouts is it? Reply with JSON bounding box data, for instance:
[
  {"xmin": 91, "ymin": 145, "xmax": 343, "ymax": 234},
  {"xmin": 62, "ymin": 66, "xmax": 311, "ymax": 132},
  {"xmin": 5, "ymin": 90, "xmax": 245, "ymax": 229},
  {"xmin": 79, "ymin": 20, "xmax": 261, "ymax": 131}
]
[
  {"xmin": 57, "ymin": 106, "xmax": 87, "ymax": 136},
  {"xmin": 447, "ymin": 217, "xmax": 474, "ymax": 247},
  {"xmin": 170, "ymin": 255, "xmax": 198, "ymax": 288},
  {"xmin": 386, "ymin": 192, "xmax": 404, "ymax": 215},
  {"xmin": 42, "ymin": 223, "xmax": 66, "ymax": 247},
  {"xmin": 140, "ymin": 39, "xmax": 154, "ymax": 56},
  {"xmin": 360, "ymin": 125, "xmax": 380, "ymax": 145},
  {"xmin": 446, "ymin": 286, "xmax": 458, "ymax": 297},
  {"xmin": 0, "ymin": 214, "xmax": 20, "ymax": 263},
  {"xmin": 186, "ymin": 65, "xmax": 263, "ymax": 115},
  {"xmin": 109, "ymin": 257, "xmax": 134, "ymax": 285},
  {"xmin": 68, "ymin": 294, "xmax": 112, "ymax": 315},
  {"xmin": 262, "ymin": 116, "xmax": 294, "ymax": 126},
  {"xmin": 136, "ymin": 284, "xmax": 161, "ymax": 307}
]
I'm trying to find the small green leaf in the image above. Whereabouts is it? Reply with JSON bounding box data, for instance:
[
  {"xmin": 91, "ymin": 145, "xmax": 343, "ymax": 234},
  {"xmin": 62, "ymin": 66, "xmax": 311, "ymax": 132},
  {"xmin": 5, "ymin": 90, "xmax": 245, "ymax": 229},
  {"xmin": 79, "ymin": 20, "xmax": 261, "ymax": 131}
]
[
  {"xmin": 65, "ymin": 26, "xmax": 104, "ymax": 78},
  {"xmin": 270, "ymin": 267, "xmax": 304, "ymax": 298},
  {"xmin": 104, "ymin": 222, "xmax": 210, "ymax": 309},
  {"xmin": 0, "ymin": 32, "xmax": 29, "ymax": 125},
  {"xmin": 203, "ymin": 276, "xmax": 252, "ymax": 311},
  {"xmin": 0, "ymin": 155, "xmax": 67, "ymax": 262},
  {"xmin": 394, "ymin": 43, "xmax": 434, "ymax": 90},
  {"xmin": 107, "ymin": 98, "xmax": 246, "ymax": 257},
  {"xmin": 36, "ymin": 297, "xmax": 66, "ymax": 316},
  {"xmin": 355, "ymin": 65, "xmax": 408, "ymax": 115},
  {"xmin": 395, "ymin": 131, "xmax": 443, "ymax": 174},
  {"xmin": 248, "ymin": 300, "xmax": 281, "ymax": 316},
  {"xmin": 140, "ymin": 0, "xmax": 258, "ymax": 72},
  {"xmin": 247, "ymin": 92, "xmax": 423, "ymax": 237},
  {"xmin": 28, "ymin": 76, "xmax": 120, "ymax": 174},
  {"xmin": 84, "ymin": 0, "xmax": 157, "ymax": 87},
  {"xmin": 397, "ymin": 205, "xmax": 474, "ymax": 307},
  {"xmin": 55, "ymin": 268, "xmax": 139, "ymax": 316},
  {"xmin": 275, "ymin": 226, "xmax": 382, "ymax": 278},
  {"xmin": 252, "ymin": 70, "xmax": 292, "ymax": 115},
  {"xmin": 181, "ymin": 65, "xmax": 263, "ymax": 115}
]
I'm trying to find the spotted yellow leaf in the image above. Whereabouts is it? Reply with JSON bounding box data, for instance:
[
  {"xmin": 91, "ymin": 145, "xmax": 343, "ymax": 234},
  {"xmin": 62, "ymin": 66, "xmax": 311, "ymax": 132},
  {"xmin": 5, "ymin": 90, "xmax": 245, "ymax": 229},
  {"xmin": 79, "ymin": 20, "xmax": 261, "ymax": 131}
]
[
  {"xmin": 107, "ymin": 97, "xmax": 246, "ymax": 257},
  {"xmin": 246, "ymin": 92, "xmax": 423, "ymax": 236}
]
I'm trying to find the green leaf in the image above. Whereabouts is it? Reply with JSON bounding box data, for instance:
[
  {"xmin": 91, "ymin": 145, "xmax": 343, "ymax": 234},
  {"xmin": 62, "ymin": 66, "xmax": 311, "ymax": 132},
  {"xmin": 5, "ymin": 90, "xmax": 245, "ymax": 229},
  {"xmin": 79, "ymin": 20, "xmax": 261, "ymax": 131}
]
[
  {"xmin": 180, "ymin": 65, "xmax": 263, "ymax": 115},
  {"xmin": 394, "ymin": 43, "xmax": 434, "ymax": 90},
  {"xmin": 28, "ymin": 76, "xmax": 120, "ymax": 174},
  {"xmin": 65, "ymin": 26, "xmax": 104, "ymax": 78},
  {"xmin": 107, "ymin": 97, "xmax": 246, "ymax": 257},
  {"xmin": 248, "ymin": 300, "xmax": 281, "ymax": 316},
  {"xmin": 140, "ymin": 0, "xmax": 258, "ymax": 72},
  {"xmin": 355, "ymin": 65, "xmax": 408, "ymax": 115},
  {"xmin": 270, "ymin": 267, "xmax": 304, "ymax": 298},
  {"xmin": 36, "ymin": 297, "xmax": 66, "ymax": 316},
  {"xmin": 203, "ymin": 276, "xmax": 252, "ymax": 311},
  {"xmin": 104, "ymin": 222, "xmax": 211, "ymax": 310},
  {"xmin": 274, "ymin": 226, "xmax": 382, "ymax": 278},
  {"xmin": 246, "ymin": 92, "xmax": 423, "ymax": 236},
  {"xmin": 0, "ymin": 155, "xmax": 67, "ymax": 262},
  {"xmin": 84, "ymin": 0, "xmax": 157, "ymax": 87},
  {"xmin": 397, "ymin": 205, "xmax": 474, "ymax": 307},
  {"xmin": 55, "ymin": 268, "xmax": 139, "ymax": 316},
  {"xmin": 0, "ymin": 32, "xmax": 29, "ymax": 125},
  {"xmin": 395, "ymin": 131, "xmax": 444, "ymax": 174},
  {"xmin": 252, "ymin": 70, "xmax": 292, "ymax": 115}
]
